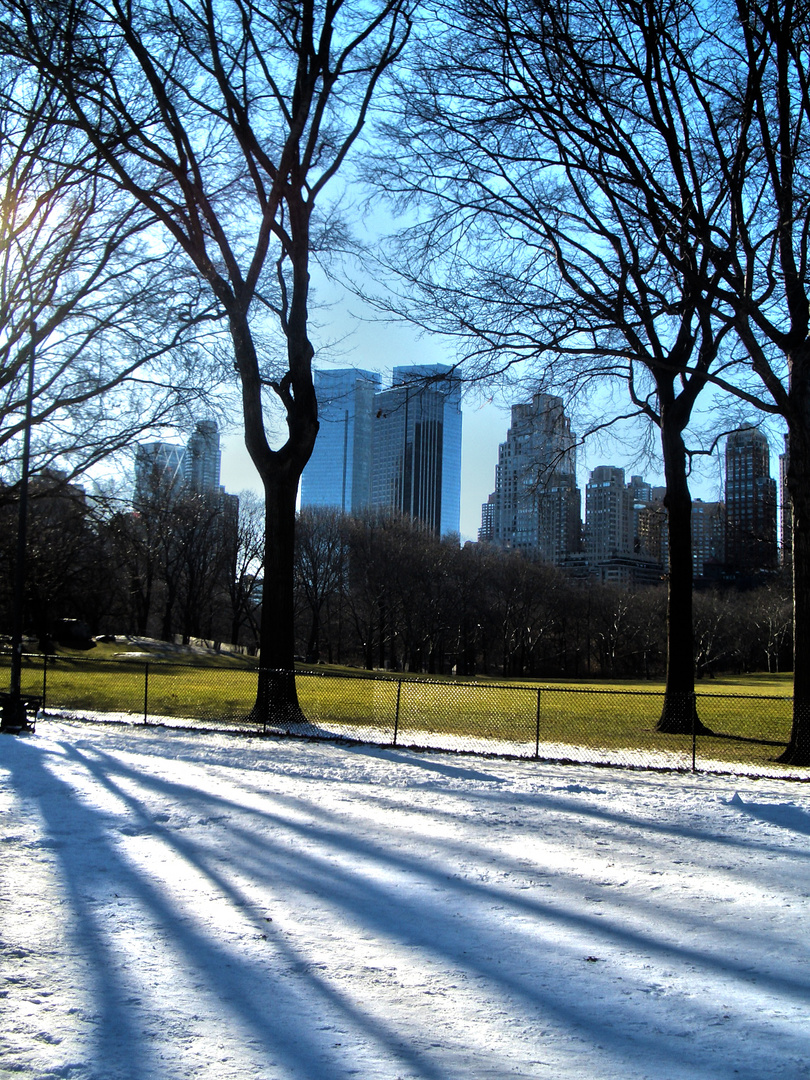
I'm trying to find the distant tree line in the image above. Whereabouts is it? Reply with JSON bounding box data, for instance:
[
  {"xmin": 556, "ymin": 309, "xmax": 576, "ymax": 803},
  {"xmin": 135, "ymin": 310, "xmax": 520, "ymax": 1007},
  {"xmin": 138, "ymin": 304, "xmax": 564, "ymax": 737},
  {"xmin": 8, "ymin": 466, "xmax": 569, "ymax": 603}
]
[
  {"xmin": 0, "ymin": 489, "xmax": 790, "ymax": 680},
  {"xmin": 0, "ymin": 476, "xmax": 263, "ymax": 653},
  {"xmin": 293, "ymin": 509, "xmax": 792, "ymax": 681}
]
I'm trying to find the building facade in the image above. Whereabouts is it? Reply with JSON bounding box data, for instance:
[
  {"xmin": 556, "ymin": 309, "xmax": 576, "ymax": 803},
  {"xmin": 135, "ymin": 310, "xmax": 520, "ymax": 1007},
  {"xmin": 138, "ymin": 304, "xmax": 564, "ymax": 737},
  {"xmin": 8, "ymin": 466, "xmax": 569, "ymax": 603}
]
[
  {"xmin": 185, "ymin": 420, "xmax": 221, "ymax": 495},
  {"xmin": 478, "ymin": 392, "xmax": 580, "ymax": 563},
  {"xmin": 300, "ymin": 364, "xmax": 462, "ymax": 536},
  {"xmin": 724, "ymin": 426, "xmax": 778, "ymax": 573},
  {"xmin": 371, "ymin": 365, "xmax": 462, "ymax": 536},
  {"xmin": 134, "ymin": 420, "xmax": 226, "ymax": 508},
  {"xmin": 584, "ymin": 465, "xmax": 634, "ymax": 562},
  {"xmin": 691, "ymin": 500, "xmax": 726, "ymax": 579},
  {"xmin": 133, "ymin": 442, "xmax": 186, "ymax": 510},
  {"xmin": 636, "ymin": 490, "xmax": 725, "ymax": 580},
  {"xmin": 300, "ymin": 368, "xmax": 381, "ymax": 514}
]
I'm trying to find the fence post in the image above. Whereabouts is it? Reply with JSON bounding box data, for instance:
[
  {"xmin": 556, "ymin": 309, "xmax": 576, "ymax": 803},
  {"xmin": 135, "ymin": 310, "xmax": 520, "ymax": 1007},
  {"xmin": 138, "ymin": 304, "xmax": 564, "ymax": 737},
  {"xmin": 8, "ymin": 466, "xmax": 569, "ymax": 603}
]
[
  {"xmin": 535, "ymin": 687, "xmax": 542, "ymax": 759},
  {"xmin": 393, "ymin": 678, "xmax": 402, "ymax": 747},
  {"xmin": 41, "ymin": 652, "xmax": 48, "ymax": 715},
  {"xmin": 143, "ymin": 662, "xmax": 149, "ymax": 725},
  {"xmin": 691, "ymin": 691, "xmax": 697, "ymax": 773}
]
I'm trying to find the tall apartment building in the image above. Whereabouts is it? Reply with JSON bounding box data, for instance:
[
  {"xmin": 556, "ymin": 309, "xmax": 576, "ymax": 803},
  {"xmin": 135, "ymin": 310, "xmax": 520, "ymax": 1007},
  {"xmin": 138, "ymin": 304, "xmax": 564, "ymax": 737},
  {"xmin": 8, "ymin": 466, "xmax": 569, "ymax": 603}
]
[
  {"xmin": 300, "ymin": 364, "xmax": 462, "ymax": 536},
  {"xmin": 184, "ymin": 420, "xmax": 221, "ymax": 495},
  {"xmin": 692, "ymin": 500, "xmax": 726, "ymax": 578},
  {"xmin": 636, "ymin": 489, "xmax": 725, "ymax": 579},
  {"xmin": 581, "ymin": 467, "xmax": 669, "ymax": 586},
  {"xmin": 478, "ymin": 392, "xmax": 580, "ymax": 563},
  {"xmin": 300, "ymin": 368, "xmax": 381, "ymax": 514},
  {"xmin": 725, "ymin": 426, "xmax": 778, "ymax": 572},
  {"xmin": 584, "ymin": 465, "xmax": 634, "ymax": 561}
]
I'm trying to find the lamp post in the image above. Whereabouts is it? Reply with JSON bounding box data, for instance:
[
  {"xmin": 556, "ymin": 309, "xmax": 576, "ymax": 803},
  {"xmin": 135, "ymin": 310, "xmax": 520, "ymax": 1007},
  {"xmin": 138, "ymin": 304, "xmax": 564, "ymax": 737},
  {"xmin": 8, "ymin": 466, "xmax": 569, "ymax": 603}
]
[{"xmin": 1, "ymin": 239, "xmax": 37, "ymax": 732}]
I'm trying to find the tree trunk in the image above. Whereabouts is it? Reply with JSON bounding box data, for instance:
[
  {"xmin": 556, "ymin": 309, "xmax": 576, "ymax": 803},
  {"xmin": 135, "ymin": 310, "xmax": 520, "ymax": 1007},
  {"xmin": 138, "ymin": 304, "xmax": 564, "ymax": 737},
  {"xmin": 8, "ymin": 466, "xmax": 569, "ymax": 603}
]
[
  {"xmin": 231, "ymin": 215, "xmax": 318, "ymax": 727},
  {"xmin": 781, "ymin": 415, "xmax": 810, "ymax": 763},
  {"xmin": 656, "ymin": 407, "xmax": 709, "ymax": 734},
  {"xmin": 250, "ymin": 474, "xmax": 307, "ymax": 725}
]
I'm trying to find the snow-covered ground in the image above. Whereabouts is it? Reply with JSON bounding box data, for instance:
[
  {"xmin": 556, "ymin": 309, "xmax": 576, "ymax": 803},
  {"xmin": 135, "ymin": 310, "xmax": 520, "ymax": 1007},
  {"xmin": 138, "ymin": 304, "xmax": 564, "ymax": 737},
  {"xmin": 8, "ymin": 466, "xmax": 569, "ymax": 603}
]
[{"xmin": 2, "ymin": 720, "xmax": 809, "ymax": 1080}]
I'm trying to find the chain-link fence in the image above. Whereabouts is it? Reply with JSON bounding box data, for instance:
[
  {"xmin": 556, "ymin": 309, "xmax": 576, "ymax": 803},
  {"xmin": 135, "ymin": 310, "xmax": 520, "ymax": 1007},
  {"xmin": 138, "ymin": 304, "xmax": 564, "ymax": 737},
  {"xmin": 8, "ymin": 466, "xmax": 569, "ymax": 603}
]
[{"xmin": 4, "ymin": 652, "xmax": 804, "ymax": 779}]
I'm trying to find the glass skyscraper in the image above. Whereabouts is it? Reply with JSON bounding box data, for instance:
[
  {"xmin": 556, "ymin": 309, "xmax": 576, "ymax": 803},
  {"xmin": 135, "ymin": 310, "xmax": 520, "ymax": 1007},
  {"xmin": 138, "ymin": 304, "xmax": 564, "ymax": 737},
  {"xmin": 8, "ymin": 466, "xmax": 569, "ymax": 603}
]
[
  {"xmin": 371, "ymin": 364, "xmax": 462, "ymax": 536},
  {"xmin": 301, "ymin": 368, "xmax": 381, "ymax": 513},
  {"xmin": 134, "ymin": 420, "xmax": 222, "ymax": 508},
  {"xmin": 185, "ymin": 420, "xmax": 221, "ymax": 495},
  {"xmin": 133, "ymin": 442, "xmax": 186, "ymax": 509},
  {"xmin": 301, "ymin": 364, "xmax": 462, "ymax": 536}
]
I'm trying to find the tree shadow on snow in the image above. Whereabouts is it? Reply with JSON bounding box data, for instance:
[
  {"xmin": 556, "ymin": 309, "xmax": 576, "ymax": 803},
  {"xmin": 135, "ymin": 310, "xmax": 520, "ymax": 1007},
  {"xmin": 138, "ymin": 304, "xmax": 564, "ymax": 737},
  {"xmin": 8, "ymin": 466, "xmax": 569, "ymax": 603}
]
[{"xmin": 6, "ymin": 731, "xmax": 810, "ymax": 1080}]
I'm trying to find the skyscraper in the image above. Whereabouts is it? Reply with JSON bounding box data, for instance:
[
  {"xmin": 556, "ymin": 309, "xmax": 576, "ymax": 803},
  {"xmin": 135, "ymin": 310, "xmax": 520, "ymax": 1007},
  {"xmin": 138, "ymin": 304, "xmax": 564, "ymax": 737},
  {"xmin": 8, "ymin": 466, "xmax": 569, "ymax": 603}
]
[
  {"xmin": 691, "ymin": 499, "xmax": 726, "ymax": 578},
  {"xmin": 725, "ymin": 426, "xmax": 778, "ymax": 572},
  {"xmin": 134, "ymin": 420, "xmax": 223, "ymax": 508},
  {"xmin": 300, "ymin": 368, "xmax": 381, "ymax": 513},
  {"xmin": 133, "ymin": 442, "xmax": 186, "ymax": 509},
  {"xmin": 185, "ymin": 420, "xmax": 221, "ymax": 495},
  {"xmin": 584, "ymin": 465, "xmax": 634, "ymax": 562},
  {"xmin": 371, "ymin": 364, "xmax": 462, "ymax": 535},
  {"xmin": 300, "ymin": 364, "xmax": 462, "ymax": 535},
  {"xmin": 479, "ymin": 392, "xmax": 580, "ymax": 563}
]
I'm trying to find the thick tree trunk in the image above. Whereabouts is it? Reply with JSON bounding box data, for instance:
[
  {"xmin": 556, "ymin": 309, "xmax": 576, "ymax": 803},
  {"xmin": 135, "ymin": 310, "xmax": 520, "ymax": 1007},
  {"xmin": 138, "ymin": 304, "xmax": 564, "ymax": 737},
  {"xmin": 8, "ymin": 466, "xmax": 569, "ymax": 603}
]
[
  {"xmin": 781, "ymin": 415, "xmax": 810, "ymax": 763},
  {"xmin": 250, "ymin": 474, "xmax": 307, "ymax": 725},
  {"xmin": 656, "ymin": 408, "xmax": 709, "ymax": 734},
  {"xmin": 230, "ymin": 219, "xmax": 319, "ymax": 727}
]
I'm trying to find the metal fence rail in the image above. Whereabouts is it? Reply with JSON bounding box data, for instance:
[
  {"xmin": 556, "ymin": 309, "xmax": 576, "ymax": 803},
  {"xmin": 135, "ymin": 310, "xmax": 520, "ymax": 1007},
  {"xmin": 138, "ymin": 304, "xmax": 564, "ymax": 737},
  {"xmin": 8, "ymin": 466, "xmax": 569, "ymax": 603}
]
[{"xmin": 5, "ymin": 652, "xmax": 803, "ymax": 780}]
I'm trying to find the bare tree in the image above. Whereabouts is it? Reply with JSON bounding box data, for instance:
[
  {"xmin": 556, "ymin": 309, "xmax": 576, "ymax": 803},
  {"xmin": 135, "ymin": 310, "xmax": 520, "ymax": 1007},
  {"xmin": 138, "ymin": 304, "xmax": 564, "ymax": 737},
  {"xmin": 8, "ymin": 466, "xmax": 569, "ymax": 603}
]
[
  {"xmin": 368, "ymin": 0, "xmax": 743, "ymax": 730},
  {"xmin": 294, "ymin": 506, "xmax": 348, "ymax": 663},
  {"xmin": 0, "ymin": 56, "xmax": 209, "ymax": 489},
  {"xmin": 700, "ymin": 0, "xmax": 810, "ymax": 762},
  {"xmin": 0, "ymin": 473, "xmax": 103, "ymax": 643},
  {"xmin": 228, "ymin": 491, "xmax": 265, "ymax": 652},
  {"xmin": 2, "ymin": 0, "xmax": 413, "ymax": 721}
]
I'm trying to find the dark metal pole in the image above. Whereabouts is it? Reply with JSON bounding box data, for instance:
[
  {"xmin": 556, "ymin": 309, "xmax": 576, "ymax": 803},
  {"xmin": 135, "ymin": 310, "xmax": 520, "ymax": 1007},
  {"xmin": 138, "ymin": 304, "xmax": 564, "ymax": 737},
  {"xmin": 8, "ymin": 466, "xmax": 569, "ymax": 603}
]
[
  {"xmin": 41, "ymin": 651, "xmax": 48, "ymax": 714},
  {"xmin": 691, "ymin": 691, "xmax": 697, "ymax": 773},
  {"xmin": 2, "ymin": 282, "xmax": 36, "ymax": 732},
  {"xmin": 393, "ymin": 678, "xmax": 402, "ymax": 746},
  {"xmin": 8, "ymin": 338, "xmax": 36, "ymax": 700},
  {"xmin": 535, "ymin": 687, "xmax": 542, "ymax": 759}
]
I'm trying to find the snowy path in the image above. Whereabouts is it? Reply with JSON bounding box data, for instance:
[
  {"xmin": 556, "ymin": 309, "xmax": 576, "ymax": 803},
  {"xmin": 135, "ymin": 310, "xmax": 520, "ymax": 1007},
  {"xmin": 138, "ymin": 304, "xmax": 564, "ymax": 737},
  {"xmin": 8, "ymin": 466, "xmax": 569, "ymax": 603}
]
[{"xmin": 1, "ymin": 720, "xmax": 809, "ymax": 1080}]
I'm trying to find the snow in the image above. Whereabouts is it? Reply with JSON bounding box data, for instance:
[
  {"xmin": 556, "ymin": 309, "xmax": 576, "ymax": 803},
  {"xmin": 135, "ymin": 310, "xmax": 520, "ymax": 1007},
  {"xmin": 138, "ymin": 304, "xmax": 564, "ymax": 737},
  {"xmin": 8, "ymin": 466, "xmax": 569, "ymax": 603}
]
[
  {"xmin": 44, "ymin": 704, "xmax": 806, "ymax": 781},
  {"xmin": 2, "ymin": 720, "xmax": 809, "ymax": 1080}
]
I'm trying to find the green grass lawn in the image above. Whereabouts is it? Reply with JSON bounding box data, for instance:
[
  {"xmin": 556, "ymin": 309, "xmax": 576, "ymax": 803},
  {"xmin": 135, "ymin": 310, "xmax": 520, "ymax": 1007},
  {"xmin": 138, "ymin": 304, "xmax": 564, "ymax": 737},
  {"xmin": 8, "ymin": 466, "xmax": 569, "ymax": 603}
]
[{"xmin": 1, "ymin": 646, "xmax": 798, "ymax": 771}]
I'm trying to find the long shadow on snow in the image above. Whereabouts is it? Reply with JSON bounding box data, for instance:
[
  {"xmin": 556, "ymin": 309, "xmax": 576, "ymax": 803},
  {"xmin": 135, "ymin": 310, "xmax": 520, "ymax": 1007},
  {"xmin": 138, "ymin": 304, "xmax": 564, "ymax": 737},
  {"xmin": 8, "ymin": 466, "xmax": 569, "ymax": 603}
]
[
  {"xmin": 342, "ymin": 755, "xmax": 810, "ymax": 865},
  {"xmin": 78, "ymin": 737, "xmax": 810, "ymax": 997},
  {"xmin": 7, "ymin": 737, "xmax": 448, "ymax": 1080},
  {"xmin": 729, "ymin": 792, "xmax": 810, "ymax": 836},
  {"xmin": 56, "ymin": 734, "xmax": 810, "ymax": 1080},
  {"xmin": 79, "ymin": 733, "xmax": 810, "ymax": 987}
]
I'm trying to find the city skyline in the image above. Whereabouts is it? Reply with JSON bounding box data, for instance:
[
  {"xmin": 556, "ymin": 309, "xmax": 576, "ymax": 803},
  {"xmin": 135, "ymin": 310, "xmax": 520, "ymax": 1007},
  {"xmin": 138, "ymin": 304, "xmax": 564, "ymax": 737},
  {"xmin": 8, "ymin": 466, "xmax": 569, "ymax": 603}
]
[
  {"xmin": 476, "ymin": 395, "xmax": 777, "ymax": 580},
  {"xmin": 221, "ymin": 418, "xmax": 786, "ymax": 545},
  {"xmin": 215, "ymin": 358, "xmax": 785, "ymax": 543}
]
